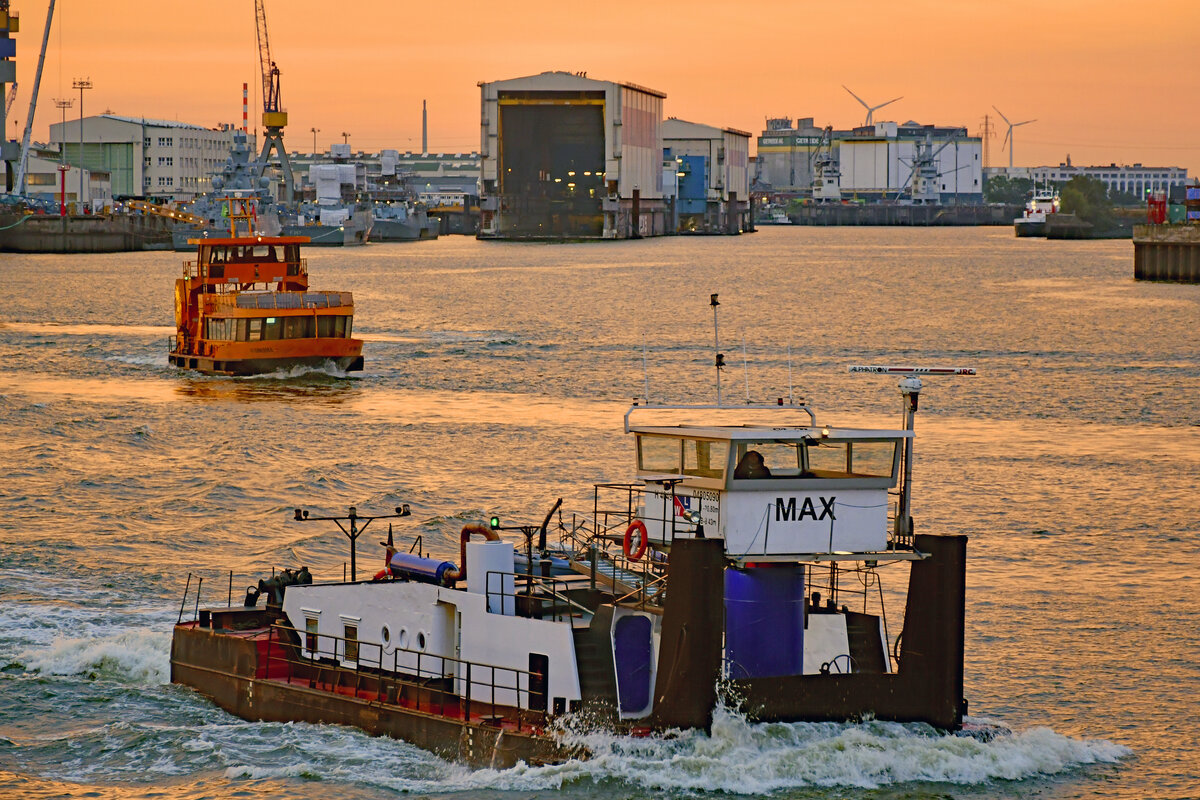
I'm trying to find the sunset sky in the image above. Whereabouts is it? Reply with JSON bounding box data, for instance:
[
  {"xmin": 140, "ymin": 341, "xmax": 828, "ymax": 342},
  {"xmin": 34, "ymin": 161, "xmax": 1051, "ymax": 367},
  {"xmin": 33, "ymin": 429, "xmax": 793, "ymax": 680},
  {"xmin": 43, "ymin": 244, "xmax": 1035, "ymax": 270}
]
[{"xmin": 8, "ymin": 0, "xmax": 1200, "ymax": 175}]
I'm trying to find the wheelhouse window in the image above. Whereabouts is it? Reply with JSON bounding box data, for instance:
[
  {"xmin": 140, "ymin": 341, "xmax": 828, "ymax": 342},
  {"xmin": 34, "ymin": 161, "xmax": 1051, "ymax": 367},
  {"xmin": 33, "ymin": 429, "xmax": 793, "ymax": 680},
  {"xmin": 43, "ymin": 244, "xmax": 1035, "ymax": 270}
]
[
  {"xmin": 343, "ymin": 624, "xmax": 359, "ymax": 663},
  {"xmin": 682, "ymin": 438, "xmax": 728, "ymax": 480},
  {"xmin": 637, "ymin": 435, "xmax": 680, "ymax": 474},
  {"xmin": 732, "ymin": 438, "xmax": 899, "ymax": 480}
]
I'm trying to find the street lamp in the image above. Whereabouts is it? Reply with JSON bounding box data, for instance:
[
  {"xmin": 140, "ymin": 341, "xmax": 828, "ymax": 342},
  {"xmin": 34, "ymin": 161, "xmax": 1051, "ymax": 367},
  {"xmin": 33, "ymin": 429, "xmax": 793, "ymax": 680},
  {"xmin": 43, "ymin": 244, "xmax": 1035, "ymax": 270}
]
[
  {"xmin": 311, "ymin": 126, "xmax": 319, "ymax": 154},
  {"xmin": 54, "ymin": 98, "xmax": 73, "ymax": 216},
  {"xmin": 72, "ymin": 78, "xmax": 93, "ymax": 209}
]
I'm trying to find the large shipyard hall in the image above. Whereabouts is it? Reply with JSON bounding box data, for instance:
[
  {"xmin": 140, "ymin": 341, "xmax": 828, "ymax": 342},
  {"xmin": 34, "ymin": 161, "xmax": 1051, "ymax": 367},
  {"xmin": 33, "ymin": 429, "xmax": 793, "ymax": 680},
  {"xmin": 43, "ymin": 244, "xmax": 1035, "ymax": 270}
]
[{"xmin": 479, "ymin": 72, "xmax": 667, "ymax": 240}]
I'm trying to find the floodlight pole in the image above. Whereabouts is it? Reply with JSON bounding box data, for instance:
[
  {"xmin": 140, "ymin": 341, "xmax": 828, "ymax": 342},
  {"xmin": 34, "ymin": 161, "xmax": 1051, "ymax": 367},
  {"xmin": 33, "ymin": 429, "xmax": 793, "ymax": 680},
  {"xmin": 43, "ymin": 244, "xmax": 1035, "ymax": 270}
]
[
  {"xmin": 72, "ymin": 78, "xmax": 92, "ymax": 208},
  {"xmin": 292, "ymin": 504, "xmax": 411, "ymax": 581}
]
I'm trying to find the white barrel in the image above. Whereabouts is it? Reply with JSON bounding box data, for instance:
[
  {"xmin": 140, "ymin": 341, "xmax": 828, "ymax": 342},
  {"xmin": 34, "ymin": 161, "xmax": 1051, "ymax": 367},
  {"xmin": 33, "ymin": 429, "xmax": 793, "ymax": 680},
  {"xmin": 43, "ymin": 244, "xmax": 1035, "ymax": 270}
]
[{"xmin": 466, "ymin": 540, "xmax": 515, "ymax": 615}]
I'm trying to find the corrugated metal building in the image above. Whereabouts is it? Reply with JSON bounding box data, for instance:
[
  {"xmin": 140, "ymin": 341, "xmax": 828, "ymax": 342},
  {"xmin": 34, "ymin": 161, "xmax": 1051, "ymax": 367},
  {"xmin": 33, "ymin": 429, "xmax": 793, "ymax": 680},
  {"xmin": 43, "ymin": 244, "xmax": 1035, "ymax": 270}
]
[
  {"xmin": 837, "ymin": 122, "xmax": 983, "ymax": 203},
  {"xmin": 478, "ymin": 71, "xmax": 667, "ymax": 239},
  {"xmin": 662, "ymin": 118, "xmax": 750, "ymax": 234},
  {"xmin": 754, "ymin": 117, "xmax": 829, "ymax": 194}
]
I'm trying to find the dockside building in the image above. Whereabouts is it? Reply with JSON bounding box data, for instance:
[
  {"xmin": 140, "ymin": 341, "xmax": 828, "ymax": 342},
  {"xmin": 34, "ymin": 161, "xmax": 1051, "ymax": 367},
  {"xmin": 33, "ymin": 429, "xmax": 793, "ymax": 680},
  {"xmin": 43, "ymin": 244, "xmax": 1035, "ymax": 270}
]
[
  {"xmin": 662, "ymin": 118, "xmax": 750, "ymax": 234},
  {"xmin": 478, "ymin": 71, "xmax": 667, "ymax": 239}
]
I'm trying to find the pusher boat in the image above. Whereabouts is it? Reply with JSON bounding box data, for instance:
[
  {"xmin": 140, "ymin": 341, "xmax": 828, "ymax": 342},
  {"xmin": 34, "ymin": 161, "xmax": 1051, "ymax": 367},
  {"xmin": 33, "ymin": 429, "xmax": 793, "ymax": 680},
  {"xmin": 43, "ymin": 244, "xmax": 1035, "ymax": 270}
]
[
  {"xmin": 168, "ymin": 197, "xmax": 363, "ymax": 376},
  {"xmin": 171, "ymin": 365, "xmax": 974, "ymax": 767}
]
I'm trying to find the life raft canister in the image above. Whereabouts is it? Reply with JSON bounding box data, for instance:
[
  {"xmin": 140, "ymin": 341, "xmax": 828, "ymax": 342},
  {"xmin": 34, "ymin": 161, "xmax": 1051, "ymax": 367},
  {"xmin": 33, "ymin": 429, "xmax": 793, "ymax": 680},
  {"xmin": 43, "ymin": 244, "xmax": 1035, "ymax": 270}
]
[{"xmin": 623, "ymin": 519, "xmax": 648, "ymax": 561}]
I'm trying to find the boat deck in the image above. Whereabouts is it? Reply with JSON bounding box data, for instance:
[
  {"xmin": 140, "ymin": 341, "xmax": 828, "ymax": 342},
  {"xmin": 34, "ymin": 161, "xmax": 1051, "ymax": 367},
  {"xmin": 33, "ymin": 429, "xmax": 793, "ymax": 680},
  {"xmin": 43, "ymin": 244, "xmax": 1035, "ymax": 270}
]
[{"xmin": 181, "ymin": 621, "xmax": 545, "ymax": 736}]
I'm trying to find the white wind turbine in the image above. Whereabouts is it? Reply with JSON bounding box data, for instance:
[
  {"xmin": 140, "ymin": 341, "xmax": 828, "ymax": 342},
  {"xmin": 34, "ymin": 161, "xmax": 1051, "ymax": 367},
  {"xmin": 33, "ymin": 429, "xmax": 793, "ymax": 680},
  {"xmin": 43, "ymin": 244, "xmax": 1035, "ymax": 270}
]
[
  {"xmin": 843, "ymin": 85, "xmax": 903, "ymax": 128},
  {"xmin": 993, "ymin": 106, "xmax": 1036, "ymax": 169}
]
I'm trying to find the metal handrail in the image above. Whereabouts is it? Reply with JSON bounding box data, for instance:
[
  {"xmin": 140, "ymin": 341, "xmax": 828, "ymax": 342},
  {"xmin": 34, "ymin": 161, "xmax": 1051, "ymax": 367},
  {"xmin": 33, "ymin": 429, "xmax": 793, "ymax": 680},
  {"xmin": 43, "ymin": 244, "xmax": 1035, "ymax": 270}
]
[
  {"xmin": 264, "ymin": 625, "xmax": 549, "ymax": 729},
  {"xmin": 484, "ymin": 570, "xmax": 593, "ymax": 621}
]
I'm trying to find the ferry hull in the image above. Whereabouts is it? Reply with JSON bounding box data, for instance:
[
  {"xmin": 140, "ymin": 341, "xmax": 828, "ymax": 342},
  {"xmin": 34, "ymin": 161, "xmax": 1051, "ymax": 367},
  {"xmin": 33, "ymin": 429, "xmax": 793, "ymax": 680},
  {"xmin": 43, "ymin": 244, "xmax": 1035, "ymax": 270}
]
[
  {"xmin": 1014, "ymin": 219, "xmax": 1046, "ymax": 237},
  {"xmin": 168, "ymin": 353, "xmax": 364, "ymax": 376}
]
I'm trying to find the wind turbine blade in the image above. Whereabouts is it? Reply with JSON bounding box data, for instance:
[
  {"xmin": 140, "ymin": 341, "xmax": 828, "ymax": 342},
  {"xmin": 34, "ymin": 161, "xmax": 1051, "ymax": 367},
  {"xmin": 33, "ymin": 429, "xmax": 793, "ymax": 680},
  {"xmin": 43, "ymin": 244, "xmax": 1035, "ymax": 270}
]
[
  {"xmin": 842, "ymin": 85, "xmax": 869, "ymax": 109},
  {"xmin": 877, "ymin": 95, "xmax": 903, "ymax": 110},
  {"xmin": 992, "ymin": 105, "xmax": 1011, "ymax": 126},
  {"xmin": 1015, "ymin": 118, "xmax": 1037, "ymax": 127},
  {"xmin": 1002, "ymin": 128, "xmax": 1011, "ymax": 151}
]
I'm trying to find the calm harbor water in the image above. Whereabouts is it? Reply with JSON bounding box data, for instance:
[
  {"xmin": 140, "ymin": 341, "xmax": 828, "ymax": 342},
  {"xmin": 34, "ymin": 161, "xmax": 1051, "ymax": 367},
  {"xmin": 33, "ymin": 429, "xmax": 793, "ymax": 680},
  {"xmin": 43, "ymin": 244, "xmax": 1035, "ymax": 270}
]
[{"xmin": 0, "ymin": 226, "xmax": 1197, "ymax": 799}]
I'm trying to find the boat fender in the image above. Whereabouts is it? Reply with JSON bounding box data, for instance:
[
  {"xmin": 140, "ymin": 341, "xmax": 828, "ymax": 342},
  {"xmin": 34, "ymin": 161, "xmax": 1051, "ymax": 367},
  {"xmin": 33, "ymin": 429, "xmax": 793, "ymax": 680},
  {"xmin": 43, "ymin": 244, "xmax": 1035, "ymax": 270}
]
[
  {"xmin": 371, "ymin": 568, "xmax": 390, "ymax": 582},
  {"xmin": 624, "ymin": 520, "xmax": 648, "ymax": 561}
]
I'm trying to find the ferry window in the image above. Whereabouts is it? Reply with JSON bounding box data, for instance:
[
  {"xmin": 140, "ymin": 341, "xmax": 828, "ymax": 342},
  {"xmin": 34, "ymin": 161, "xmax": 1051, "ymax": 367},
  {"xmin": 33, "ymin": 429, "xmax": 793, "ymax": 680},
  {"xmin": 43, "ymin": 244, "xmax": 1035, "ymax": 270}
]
[
  {"xmin": 248, "ymin": 318, "xmax": 263, "ymax": 341},
  {"xmin": 344, "ymin": 316, "xmax": 353, "ymax": 338},
  {"xmin": 317, "ymin": 315, "xmax": 334, "ymax": 338},
  {"xmin": 638, "ymin": 435, "xmax": 680, "ymax": 474},
  {"xmin": 305, "ymin": 617, "xmax": 318, "ymax": 652},
  {"xmin": 847, "ymin": 441, "xmax": 897, "ymax": 478},
  {"xmin": 682, "ymin": 439, "xmax": 728, "ymax": 480},
  {"xmin": 283, "ymin": 317, "xmax": 306, "ymax": 339},
  {"xmin": 263, "ymin": 317, "xmax": 282, "ymax": 340},
  {"xmin": 343, "ymin": 624, "xmax": 359, "ymax": 663},
  {"xmin": 236, "ymin": 319, "xmax": 249, "ymax": 341},
  {"xmin": 333, "ymin": 316, "xmax": 347, "ymax": 338}
]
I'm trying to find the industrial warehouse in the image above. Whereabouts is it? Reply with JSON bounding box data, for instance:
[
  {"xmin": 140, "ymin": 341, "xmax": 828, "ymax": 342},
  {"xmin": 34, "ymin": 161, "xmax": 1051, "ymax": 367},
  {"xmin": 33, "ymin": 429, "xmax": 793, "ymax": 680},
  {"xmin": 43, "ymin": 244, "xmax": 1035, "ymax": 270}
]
[{"xmin": 477, "ymin": 71, "xmax": 750, "ymax": 240}]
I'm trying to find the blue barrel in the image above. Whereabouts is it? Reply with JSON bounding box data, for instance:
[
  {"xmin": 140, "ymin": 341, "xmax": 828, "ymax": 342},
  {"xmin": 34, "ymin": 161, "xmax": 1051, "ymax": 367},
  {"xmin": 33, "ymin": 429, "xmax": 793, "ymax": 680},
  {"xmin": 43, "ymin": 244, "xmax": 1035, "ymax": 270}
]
[
  {"xmin": 389, "ymin": 553, "xmax": 457, "ymax": 586},
  {"xmin": 724, "ymin": 566, "xmax": 805, "ymax": 678}
]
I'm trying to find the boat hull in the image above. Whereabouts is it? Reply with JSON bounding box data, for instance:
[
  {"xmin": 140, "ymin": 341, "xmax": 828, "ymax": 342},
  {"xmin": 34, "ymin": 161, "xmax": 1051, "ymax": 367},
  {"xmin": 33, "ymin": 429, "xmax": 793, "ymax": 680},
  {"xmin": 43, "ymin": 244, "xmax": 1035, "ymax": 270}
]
[
  {"xmin": 171, "ymin": 622, "xmax": 566, "ymax": 768},
  {"xmin": 168, "ymin": 352, "xmax": 363, "ymax": 376},
  {"xmin": 368, "ymin": 217, "xmax": 439, "ymax": 242},
  {"xmin": 1014, "ymin": 219, "xmax": 1046, "ymax": 237}
]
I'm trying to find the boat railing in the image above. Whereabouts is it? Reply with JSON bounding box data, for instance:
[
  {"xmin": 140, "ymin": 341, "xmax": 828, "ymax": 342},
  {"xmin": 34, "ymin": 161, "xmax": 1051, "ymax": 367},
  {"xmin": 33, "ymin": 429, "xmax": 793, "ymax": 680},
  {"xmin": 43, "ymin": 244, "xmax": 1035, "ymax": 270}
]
[
  {"xmin": 805, "ymin": 561, "xmax": 897, "ymax": 672},
  {"xmin": 263, "ymin": 625, "xmax": 551, "ymax": 729},
  {"xmin": 204, "ymin": 290, "xmax": 353, "ymax": 310},
  {"xmin": 484, "ymin": 571, "xmax": 595, "ymax": 622}
]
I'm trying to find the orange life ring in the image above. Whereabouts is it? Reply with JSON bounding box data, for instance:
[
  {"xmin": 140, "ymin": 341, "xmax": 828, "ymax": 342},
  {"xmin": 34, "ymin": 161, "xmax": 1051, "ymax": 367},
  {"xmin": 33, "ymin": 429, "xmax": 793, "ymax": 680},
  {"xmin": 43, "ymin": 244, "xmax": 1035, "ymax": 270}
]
[{"xmin": 624, "ymin": 520, "xmax": 648, "ymax": 561}]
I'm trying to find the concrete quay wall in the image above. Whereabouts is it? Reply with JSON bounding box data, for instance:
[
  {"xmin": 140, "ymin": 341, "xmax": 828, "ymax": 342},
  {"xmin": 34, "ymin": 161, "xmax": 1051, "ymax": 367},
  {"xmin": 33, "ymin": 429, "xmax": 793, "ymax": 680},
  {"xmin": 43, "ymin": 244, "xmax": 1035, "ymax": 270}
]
[{"xmin": 1133, "ymin": 224, "xmax": 1200, "ymax": 283}]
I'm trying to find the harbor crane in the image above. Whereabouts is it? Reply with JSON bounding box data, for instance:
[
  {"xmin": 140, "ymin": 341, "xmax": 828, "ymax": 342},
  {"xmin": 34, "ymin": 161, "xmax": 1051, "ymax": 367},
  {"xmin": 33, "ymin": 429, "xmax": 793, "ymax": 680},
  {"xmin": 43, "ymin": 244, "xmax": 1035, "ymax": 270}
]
[
  {"xmin": 254, "ymin": 0, "xmax": 294, "ymax": 201},
  {"xmin": 843, "ymin": 85, "xmax": 902, "ymax": 128}
]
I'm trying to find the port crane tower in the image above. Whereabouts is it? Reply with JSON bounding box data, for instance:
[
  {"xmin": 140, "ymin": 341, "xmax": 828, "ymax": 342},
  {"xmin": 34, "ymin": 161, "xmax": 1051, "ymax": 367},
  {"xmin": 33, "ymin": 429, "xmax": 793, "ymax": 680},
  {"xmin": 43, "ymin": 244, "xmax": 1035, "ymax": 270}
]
[{"xmin": 254, "ymin": 0, "xmax": 294, "ymax": 202}]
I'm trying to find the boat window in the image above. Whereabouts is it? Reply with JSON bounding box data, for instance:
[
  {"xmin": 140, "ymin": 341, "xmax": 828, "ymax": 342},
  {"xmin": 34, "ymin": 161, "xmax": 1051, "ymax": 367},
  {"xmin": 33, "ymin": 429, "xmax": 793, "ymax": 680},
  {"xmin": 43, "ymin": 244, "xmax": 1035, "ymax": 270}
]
[
  {"xmin": 682, "ymin": 438, "xmax": 728, "ymax": 479},
  {"xmin": 247, "ymin": 318, "xmax": 263, "ymax": 342},
  {"xmin": 235, "ymin": 318, "xmax": 249, "ymax": 341},
  {"xmin": 846, "ymin": 440, "xmax": 897, "ymax": 478},
  {"xmin": 734, "ymin": 440, "xmax": 805, "ymax": 479},
  {"xmin": 263, "ymin": 317, "xmax": 282, "ymax": 340},
  {"xmin": 345, "ymin": 316, "xmax": 353, "ymax": 338},
  {"xmin": 333, "ymin": 316, "xmax": 347, "ymax": 338},
  {"xmin": 343, "ymin": 624, "xmax": 359, "ymax": 662},
  {"xmin": 305, "ymin": 617, "xmax": 318, "ymax": 652},
  {"xmin": 807, "ymin": 441, "xmax": 848, "ymax": 475},
  {"xmin": 638, "ymin": 435, "xmax": 680, "ymax": 474},
  {"xmin": 283, "ymin": 316, "xmax": 313, "ymax": 339},
  {"xmin": 317, "ymin": 315, "xmax": 334, "ymax": 338}
]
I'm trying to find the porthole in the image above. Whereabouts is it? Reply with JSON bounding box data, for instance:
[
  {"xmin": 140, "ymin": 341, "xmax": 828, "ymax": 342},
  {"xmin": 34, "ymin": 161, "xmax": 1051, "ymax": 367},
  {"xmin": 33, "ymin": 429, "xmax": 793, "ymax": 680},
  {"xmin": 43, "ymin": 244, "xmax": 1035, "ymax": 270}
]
[
  {"xmin": 381, "ymin": 625, "xmax": 391, "ymax": 645},
  {"xmin": 398, "ymin": 628, "xmax": 409, "ymax": 649},
  {"xmin": 416, "ymin": 631, "xmax": 427, "ymax": 651}
]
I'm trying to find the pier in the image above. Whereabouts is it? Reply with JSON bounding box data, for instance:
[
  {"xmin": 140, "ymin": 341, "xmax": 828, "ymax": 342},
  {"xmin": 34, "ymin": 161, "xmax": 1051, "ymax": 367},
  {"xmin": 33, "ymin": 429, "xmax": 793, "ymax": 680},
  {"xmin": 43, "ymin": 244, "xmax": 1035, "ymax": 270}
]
[{"xmin": 1132, "ymin": 224, "xmax": 1200, "ymax": 283}]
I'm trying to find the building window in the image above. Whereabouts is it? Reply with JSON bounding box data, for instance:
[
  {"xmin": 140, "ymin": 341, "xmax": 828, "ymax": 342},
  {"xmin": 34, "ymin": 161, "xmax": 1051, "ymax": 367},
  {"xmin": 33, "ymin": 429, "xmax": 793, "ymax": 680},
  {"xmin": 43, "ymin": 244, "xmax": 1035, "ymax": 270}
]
[
  {"xmin": 143, "ymin": 137, "xmax": 151, "ymax": 148},
  {"xmin": 157, "ymin": 136, "xmax": 173, "ymax": 147},
  {"xmin": 158, "ymin": 157, "xmax": 173, "ymax": 166}
]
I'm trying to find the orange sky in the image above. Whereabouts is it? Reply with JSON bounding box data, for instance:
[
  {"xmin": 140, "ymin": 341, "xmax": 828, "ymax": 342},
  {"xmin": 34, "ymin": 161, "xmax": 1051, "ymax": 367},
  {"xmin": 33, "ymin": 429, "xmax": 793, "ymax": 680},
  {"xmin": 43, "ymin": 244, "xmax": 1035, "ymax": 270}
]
[{"xmin": 8, "ymin": 0, "xmax": 1200, "ymax": 175}]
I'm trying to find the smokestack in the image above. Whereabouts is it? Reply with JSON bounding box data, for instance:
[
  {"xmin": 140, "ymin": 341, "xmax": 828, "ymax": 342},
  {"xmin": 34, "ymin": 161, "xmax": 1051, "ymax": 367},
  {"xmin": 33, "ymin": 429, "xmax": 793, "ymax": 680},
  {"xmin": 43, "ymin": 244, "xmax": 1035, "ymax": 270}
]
[
  {"xmin": 422, "ymin": 99, "xmax": 428, "ymax": 155},
  {"xmin": 242, "ymin": 83, "xmax": 248, "ymax": 134}
]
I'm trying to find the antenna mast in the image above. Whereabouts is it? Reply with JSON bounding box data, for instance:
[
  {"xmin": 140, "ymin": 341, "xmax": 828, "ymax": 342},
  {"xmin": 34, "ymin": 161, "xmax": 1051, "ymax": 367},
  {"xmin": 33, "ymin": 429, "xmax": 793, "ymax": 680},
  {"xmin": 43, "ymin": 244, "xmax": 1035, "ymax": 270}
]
[
  {"xmin": 849, "ymin": 365, "xmax": 976, "ymax": 543},
  {"xmin": 710, "ymin": 294, "xmax": 724, "ymax": 406}
]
